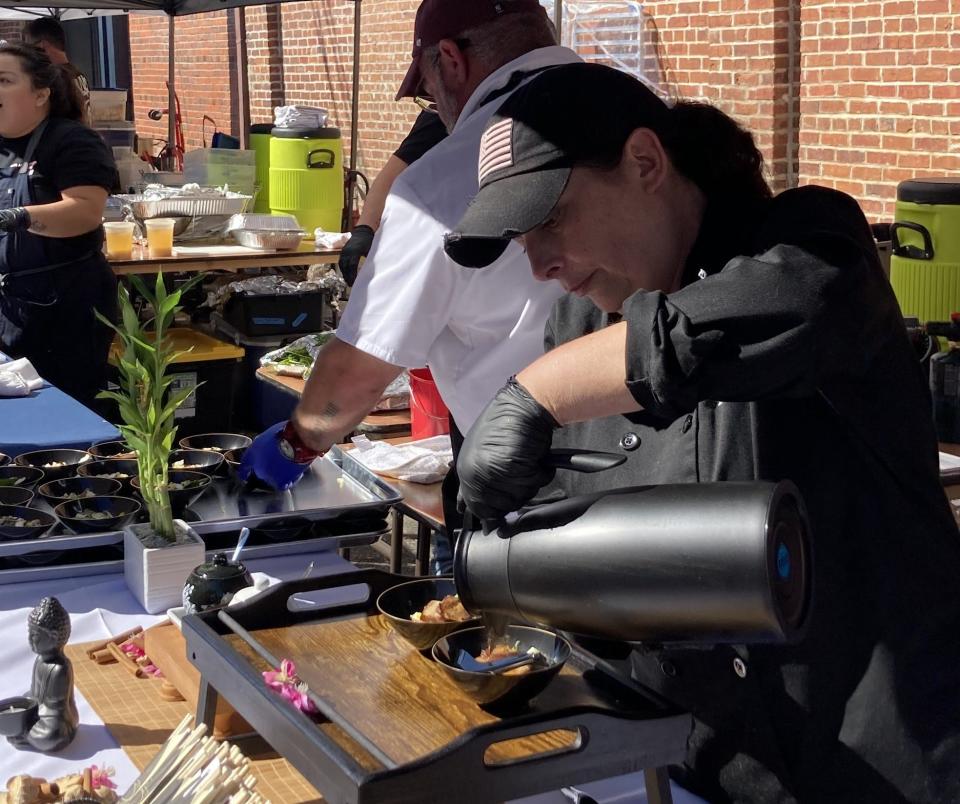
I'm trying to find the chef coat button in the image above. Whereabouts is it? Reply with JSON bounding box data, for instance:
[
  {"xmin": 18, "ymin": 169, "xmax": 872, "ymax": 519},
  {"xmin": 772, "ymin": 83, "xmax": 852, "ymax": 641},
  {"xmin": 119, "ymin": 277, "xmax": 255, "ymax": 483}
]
[
  {"xmin": 619, "ymin": 432, "xmax": 640, "ymax": 451},
  {"xmin": 733, "ymin": 657, "xmax": 747, "ymax": 678},
  {"xmin": 659, "ymin": 660, "xmax": 678, "ymax": 678},
  {"xmin": 681, "ymin": 414, "xmax": 693, "ymax": 434}
]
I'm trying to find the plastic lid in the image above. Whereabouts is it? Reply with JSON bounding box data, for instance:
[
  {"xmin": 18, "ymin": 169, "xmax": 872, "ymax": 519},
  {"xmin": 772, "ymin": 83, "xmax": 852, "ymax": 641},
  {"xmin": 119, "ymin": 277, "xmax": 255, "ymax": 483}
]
[
  {"xmin": 190, "ymin": 552, "xmax": 248, "ymax": 581},
  {"xmin": 110, "ymin": 328, "xmax": 244, "ymax": 365},
  {"xmin": 250, "ymin": 123, "xmax": 273, "ymax": 135},
  {"xmin": 270, "ymin": 126, "xmax": 341, "ymax": 139},
  {"xmin": 897, "ymin": 178, "xmax": 960, "ymax": 205}
]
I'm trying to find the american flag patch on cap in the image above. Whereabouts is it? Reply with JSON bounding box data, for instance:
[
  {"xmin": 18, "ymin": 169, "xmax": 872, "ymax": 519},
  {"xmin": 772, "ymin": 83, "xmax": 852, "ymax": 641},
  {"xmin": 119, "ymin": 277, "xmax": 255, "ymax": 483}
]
[{"xmin": 478, "ymin": 118, "xmax": 515, "ymax": 184}]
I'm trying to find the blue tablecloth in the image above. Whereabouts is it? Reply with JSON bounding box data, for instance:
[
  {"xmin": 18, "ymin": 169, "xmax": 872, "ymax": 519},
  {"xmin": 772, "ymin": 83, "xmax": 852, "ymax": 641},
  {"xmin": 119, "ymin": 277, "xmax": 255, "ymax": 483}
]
[{"xmin": 0, "ymin": 385, "xmax": 119, "ymax": 454}]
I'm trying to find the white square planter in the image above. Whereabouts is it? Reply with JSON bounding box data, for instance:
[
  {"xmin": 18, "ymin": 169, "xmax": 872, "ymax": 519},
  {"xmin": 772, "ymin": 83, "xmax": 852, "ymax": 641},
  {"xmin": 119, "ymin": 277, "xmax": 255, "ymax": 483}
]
[{"xmin": 124, "ymin": 519, "xmax": 205, "ymax": 614}]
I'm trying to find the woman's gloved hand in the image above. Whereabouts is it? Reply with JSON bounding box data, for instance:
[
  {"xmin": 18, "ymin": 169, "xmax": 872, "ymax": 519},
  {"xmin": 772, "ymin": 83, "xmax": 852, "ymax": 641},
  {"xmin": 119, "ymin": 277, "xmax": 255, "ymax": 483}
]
[
  {"xmin": 0, "ymin": 207, "xmax": 31, "ymax": 232},
  {"xmin": 338, "ymin": 224, "xmax": 375, "ymax": 286},
  {"xmin": 457, "ymin": 377, "xmax": 559, "ymax": 522},
  {"xmin": 238, "ymin": 420, "xmax": 320, "ymax": 491}
]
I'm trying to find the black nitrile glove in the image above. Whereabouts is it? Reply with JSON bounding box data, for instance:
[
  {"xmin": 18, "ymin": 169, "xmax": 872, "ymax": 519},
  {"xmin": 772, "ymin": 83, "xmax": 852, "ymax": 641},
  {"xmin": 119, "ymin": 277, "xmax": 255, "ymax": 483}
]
[
  {"xmin": 338, "ymin": 224, "xmax": 375, "ymax": 286},
  {"xmin": 456, "ymin": 377, "xmax": 559, "ymax": 523},
  {"xmin": 0, "ymin": 207, "xmax": 31, "ymax": 233}
]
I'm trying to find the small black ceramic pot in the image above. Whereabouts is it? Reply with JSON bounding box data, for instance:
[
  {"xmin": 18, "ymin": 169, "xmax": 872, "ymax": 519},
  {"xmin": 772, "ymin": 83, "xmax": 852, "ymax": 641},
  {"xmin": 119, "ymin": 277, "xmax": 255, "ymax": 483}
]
[{"xmin": 182, "ymin": 552, "xmax": 253, "ymax": 615}]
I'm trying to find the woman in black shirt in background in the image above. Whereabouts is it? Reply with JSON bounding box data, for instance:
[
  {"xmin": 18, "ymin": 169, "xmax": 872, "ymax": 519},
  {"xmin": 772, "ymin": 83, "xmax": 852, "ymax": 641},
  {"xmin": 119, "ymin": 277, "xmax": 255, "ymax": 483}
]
[{"xmin": 0, "ymin": 42, "xmax": 117, "ymax": 408}]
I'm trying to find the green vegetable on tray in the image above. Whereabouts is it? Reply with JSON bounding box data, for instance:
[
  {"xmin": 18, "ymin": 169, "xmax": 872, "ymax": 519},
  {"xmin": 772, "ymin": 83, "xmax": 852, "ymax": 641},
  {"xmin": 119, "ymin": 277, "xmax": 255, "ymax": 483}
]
[
  {"xmin": 0, "ymin": 477, "xmax": 25, "ymax": 487},
  {"xmin": 276, "ymin": 347, "xmax": 314, "ymax": 367}
]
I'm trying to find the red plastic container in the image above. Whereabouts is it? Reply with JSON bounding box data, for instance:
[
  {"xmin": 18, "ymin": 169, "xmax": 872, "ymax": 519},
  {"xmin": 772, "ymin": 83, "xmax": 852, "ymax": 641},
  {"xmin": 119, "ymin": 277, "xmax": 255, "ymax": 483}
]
[{"xmin": 409, "ymin": 367, "xmax": 450, "ymax": 440}]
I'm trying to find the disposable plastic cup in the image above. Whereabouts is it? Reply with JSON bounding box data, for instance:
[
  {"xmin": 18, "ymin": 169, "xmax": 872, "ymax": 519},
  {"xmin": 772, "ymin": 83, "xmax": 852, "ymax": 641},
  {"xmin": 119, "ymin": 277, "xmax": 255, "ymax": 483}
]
[
  {"xmin": 102, "ymin": 221, "xmax": 135, "ymax": 260},
  {"xmin": 144, "ymin": 218, "xmax": 175, "ymax": 259}
]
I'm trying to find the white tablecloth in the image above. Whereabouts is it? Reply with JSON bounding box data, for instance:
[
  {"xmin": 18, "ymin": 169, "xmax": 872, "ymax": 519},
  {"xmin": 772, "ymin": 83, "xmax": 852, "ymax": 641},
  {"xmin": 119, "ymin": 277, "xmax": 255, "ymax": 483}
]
[{"xmin": 0, "ymin": 553, "xmax": 704, "ymax": 804}]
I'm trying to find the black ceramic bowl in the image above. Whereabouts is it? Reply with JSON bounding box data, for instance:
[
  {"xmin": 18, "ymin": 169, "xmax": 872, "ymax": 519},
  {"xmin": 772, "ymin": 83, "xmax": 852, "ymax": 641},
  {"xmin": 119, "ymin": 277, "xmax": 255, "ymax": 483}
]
[
  {"xmin": 223, "ymin": 447, "xmax": 246, "ymax": 476},
  {"xmin": 54, "ymin": 495, "xmax": 141, "ymax": 534},
  {"xmin": 376, "ymin": 578, "xmax": 480, "ymax": 651},
  {"xmin": 0, "ymin": 696, "xmax": 38, "ymax": 737},
  {"xmin": 0, "ymin": 465, "xmax": 45, "ymax": 491},
  {"xmin": 38, "ymin": 476, "xmax": 123, "ymax": 507},
  {"xmin": 0, "ymin": 487, "xmax": 34, "ymax": 507},
  {"xmin": 431, "ymin": 625, "xmax": 571, "ymax": 710},
  {"xmin": 179, "ymin": 433, "xmax": 252, "ymax": 454},
  {"xmin": 77, "ymin": 458, "xmax": 139, "ymax": 495},
  {"xmin": 14, "ymin": 449, "xmax": 89, "ymax": 482},
  {"xmin": 132, "ymin": 470, "xmax": 211, "ymax": 516},
  {"xmin": 87, "ymin": 440, "xmax": 137, "ymax": 459},
  {"xmin": 251, "ymin": 516, "xmax": 311, "ymax": 543},
  {"xmin": 0, "ymin": 452, "xmax": 9, "ymax": 467},
  {"xmin": 169, "ymin": 449, "xmax": 225, "ymax": 475},
  {"xmin": 0, "ymin": 505, "xmax": 57, "ymax": 541}
]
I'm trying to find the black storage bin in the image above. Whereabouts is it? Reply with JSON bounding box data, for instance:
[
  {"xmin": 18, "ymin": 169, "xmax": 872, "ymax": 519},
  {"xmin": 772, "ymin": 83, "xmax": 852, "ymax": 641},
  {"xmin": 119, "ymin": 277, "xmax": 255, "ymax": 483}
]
[
  {"xmin": 222, "ymin": 289, "xmax": 330, "ymax": 337},
  {"xmin": 210, "ymin": 314, "xmax": 304, "ymax": 431},
  {"xmin": 106, "ymin": 328, "xmax": 245, "ymax": 437}
]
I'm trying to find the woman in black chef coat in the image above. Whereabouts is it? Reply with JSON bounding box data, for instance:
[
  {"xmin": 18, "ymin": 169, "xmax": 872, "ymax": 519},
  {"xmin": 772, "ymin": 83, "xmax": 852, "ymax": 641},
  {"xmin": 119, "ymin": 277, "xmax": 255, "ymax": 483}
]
[
  {"xmin": 0, "ymin": 42, "xmax": 117, "ymax": 408},
  {"xmin": 445, "ymin": 63, "xmax": 960, "ymax": 803}
]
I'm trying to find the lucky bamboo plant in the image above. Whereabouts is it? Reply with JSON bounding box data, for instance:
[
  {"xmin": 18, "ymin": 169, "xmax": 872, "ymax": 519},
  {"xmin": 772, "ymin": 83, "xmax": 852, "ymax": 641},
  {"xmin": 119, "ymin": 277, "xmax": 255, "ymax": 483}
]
[{"xmin": 96, "ymin": 274, "xmax": 203, "ymax": 542}]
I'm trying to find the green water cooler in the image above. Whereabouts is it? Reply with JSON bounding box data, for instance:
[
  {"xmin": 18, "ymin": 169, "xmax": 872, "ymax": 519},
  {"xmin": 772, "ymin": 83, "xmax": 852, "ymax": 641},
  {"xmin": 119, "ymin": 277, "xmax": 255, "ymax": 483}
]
[
  {"xmin": 269, "ymin": 126, "xmax": 344, "ymax": 233},
  {"xmin": 250, "ymin": 123, "xmax": 273, "ymax": 213},
  {"xmin": 890, "ymin": 178, "xmax": 960, "ymax": 322}
]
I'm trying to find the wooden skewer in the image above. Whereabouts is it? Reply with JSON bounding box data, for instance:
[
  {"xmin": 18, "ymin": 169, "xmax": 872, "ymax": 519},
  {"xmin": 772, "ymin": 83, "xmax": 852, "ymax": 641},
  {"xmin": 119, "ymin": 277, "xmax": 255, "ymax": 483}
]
[{"xmin": 85, "ymin": 625, "xmax": 143, "ymax": 658}]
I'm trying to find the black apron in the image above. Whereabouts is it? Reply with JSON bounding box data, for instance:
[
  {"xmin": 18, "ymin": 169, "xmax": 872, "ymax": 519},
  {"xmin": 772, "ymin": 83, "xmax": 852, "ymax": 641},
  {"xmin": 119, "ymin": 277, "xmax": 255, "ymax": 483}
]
[{"xmin": 0, "ymin": 120, "xmax": 117, "ymax": 409}]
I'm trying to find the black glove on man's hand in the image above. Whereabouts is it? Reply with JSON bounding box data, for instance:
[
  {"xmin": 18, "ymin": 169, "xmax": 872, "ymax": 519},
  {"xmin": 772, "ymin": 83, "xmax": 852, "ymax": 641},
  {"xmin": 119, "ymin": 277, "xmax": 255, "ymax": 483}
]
[
  {"xmin": 0, "ymin": 207, "xmax": 31, "ymax": 233},
  {"xmin": 338, "ymin": 224, "xmax": 375, "ymax": 286},
  {"xmin": 457, "ymin": 377, "xmax": 559, "ymax": 523}
]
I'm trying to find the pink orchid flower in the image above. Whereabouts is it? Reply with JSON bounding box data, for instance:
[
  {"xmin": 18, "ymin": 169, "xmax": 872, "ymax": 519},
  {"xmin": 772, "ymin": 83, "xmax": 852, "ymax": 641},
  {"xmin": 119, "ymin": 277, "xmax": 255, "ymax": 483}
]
[
  {"xmin": 89, "ymin": 765, "xmax": 117, "ymax": 790},
  {"xmin": 262, "ymin": 659, "xmax": 318, "ymax": 715}
]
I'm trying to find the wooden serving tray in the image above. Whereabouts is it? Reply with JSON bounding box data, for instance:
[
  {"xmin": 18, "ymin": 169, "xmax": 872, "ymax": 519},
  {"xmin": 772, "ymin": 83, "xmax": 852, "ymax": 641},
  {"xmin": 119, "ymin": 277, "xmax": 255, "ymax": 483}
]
[{"xmin": 183, "ymin": 569, "xmax": 691, "ymax": 804}]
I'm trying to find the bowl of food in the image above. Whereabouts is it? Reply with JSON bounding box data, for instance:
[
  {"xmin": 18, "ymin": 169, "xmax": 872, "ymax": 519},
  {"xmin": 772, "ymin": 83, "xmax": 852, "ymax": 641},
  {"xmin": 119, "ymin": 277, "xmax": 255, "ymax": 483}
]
[
  {"xmin": 77, "ymin": 458, "xmax": 139, "ymax": 495},
  {"xmin": 376, "ymin": 578, "xmax": 479, "ymax": 651},
  {"xmin": 0, "ymin": 696, "xmax": 38, "ymax": 737},
  {"xmin": 54, "ymin": 496, "xmax": 141, "ymax": 534},
  {"xmin": 431, "ymin": 625, "xmax": 571, "ymax": 710},
  {"xmin": 38, "ymin": 476, "xmax": 123, "ymax": 507},
  {"xmin": 169, "ymin": 449, "xmax": 224, "ymax": 475},
  {"xmin": 0, "ymin": 466, "xmax": 45, "ymax": 490},
  {"xmin": 0, "ymin": 486, "xmax": 33, "ymax": 507},
  {"xmin": 222, "ymin": 447, "xmax": 246, "ymax": 478},
  {"xmin": 178, "ymin": 433, "xmax": 252, "ymax": 454},
  {"xmin": 0, "ymin": 453, "xmax": 9, "ymax": 467},
  {"xmin": 87, "ymin": 440, "xmax": 137, "ymax": 459},
  {"xmin": 132, "ymin": 470, "xmax": 211, "ymax": 516},
  {"xmin": 0, "ymin": 505, "xmax": 57, "ymax": 541},
  {"xmin": 14, "ymin": 449, "xmax": 89, "ymax": 482}
]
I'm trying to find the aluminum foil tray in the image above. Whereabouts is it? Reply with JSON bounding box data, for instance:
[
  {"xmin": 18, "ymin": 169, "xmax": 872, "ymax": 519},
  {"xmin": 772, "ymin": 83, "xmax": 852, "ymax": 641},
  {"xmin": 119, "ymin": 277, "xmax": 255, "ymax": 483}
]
[
  {"xmin": 118, "ymin": 193, "xmax": 252, "ymax": 220},
  {"xmin": 231, "ymin": 229, "xmax": 306, "ymax": 250}
]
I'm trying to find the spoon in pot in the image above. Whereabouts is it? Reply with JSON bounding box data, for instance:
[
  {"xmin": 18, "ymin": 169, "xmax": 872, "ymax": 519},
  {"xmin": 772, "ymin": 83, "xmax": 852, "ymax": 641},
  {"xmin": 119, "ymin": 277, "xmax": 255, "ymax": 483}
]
[{"xmin": 231, "ymin": 527, "xmax": 250, "ymax": 564}]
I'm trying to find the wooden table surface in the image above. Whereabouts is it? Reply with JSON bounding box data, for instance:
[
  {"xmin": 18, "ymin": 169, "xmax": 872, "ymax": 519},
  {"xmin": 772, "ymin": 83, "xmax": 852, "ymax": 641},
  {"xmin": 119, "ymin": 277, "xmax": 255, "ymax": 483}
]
[
  {"xmin": 257, "ymin": 367, "xmax": 413, "ymax": 434},
  {"xmin": 109, "ymin": 242, "xmax": 341, "ymax": 275}
]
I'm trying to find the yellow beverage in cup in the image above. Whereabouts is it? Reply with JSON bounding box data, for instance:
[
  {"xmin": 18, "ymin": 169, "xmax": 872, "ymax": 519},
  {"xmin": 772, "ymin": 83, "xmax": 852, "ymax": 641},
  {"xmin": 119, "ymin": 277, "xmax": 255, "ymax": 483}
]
[
  {"xmin": 145, "ymin": 218, "xmax": 175, "ymax": 259},
  {"xmin": 102, "ymin": 221, "xmax": 135, "ymax": 260}
]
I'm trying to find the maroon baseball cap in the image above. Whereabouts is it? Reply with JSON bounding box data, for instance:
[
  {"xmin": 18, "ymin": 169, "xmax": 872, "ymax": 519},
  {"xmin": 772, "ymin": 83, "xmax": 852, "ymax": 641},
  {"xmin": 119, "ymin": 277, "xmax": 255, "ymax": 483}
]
[{"xmin": 396, "ymin": 0, "xmax": 545, "ymax": 101}]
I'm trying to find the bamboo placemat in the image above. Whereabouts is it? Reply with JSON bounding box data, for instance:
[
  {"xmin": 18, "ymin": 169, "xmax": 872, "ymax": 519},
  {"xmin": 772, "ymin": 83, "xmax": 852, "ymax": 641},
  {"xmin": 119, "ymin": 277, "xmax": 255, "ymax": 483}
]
[{"xmin": 66, "ymin": 641, "xmax": 323, "ymax": 803}]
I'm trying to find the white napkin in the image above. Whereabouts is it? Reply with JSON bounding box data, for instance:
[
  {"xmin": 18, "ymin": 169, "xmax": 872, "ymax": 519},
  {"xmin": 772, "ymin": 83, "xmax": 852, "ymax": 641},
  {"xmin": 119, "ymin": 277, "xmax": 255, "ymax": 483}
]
[
  {"xmin": 0, "ymin": 357, "xmax": 44, "ymax": 397},
  {"xmin": 314, "ymin": 228, "xmax": 351, "ymax": 249},
  {"xmin": 348, "ymin": 434, "xmax": 452, "ymax": 484}
]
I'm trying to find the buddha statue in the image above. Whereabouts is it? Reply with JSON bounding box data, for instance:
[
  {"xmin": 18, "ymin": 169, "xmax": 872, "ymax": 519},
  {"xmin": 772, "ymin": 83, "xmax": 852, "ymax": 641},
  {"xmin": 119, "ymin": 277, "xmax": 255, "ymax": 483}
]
[{"xmin": 8, "ymin": 597, "xmax": 79, "ymax": 752}]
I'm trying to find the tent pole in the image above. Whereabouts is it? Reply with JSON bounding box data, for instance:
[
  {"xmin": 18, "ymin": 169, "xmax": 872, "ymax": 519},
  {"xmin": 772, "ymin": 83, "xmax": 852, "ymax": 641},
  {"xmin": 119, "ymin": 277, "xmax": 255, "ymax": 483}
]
[
  {"xmin": 345, "ymin": 0, "xmax": 361, "ymax": 230},
  {"xmin": 554, "ymin": 0, "xmax": 562, "ymax": 40},
  {"xmin": 234, "ymin": 8, "xmax": 251, "ymax": 148},
  {"xmin": 168, "ymin": 14, "xmax": 175, "ymax": 155}
]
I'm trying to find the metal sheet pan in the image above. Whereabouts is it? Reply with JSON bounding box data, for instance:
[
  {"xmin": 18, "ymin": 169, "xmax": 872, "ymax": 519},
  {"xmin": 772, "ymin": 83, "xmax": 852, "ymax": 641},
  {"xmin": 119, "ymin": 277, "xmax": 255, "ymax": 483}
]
[{"xmin": 0, "ymin": 448, "xmax": 400, "ymax": 560}]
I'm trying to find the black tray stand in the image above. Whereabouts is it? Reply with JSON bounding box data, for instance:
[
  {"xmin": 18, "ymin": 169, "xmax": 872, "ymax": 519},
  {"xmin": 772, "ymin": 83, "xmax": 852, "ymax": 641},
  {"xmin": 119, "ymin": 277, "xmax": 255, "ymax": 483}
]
[{"xmin": 184, "ymin": 569, "xmax": 692, "ymax": 804}]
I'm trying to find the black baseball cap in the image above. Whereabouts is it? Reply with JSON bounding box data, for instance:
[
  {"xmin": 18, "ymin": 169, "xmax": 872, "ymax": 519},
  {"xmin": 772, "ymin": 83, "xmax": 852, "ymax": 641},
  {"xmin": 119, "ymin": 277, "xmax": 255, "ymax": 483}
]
[
  {"xmin": 444, "ymin": 62, "xmax": 672, "ymax": 268},
  {"xmin": 396, "ymin": 0, "xmax": 544, "ymax": 101}
]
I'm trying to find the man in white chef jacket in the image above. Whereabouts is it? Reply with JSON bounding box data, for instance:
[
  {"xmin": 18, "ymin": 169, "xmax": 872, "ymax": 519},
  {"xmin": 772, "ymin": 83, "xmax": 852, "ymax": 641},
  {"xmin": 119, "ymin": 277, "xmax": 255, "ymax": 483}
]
[{"xmin": 240, "ymin": 0, "xmax": 579, "ymax": 537}]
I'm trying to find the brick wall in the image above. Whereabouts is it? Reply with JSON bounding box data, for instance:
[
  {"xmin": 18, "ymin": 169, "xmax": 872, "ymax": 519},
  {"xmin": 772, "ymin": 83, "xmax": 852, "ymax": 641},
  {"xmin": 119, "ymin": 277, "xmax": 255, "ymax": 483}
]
[
  {"xmin": 798, "ymin": 1, "xmax": 960, "ymax": 219},
  {"xmin": 123, "ymin": 1, "xmax": 960, "ymax": 222},
  {"xmin": 0, "ymin": 22, "xmax": 24, "ymax": 41}
]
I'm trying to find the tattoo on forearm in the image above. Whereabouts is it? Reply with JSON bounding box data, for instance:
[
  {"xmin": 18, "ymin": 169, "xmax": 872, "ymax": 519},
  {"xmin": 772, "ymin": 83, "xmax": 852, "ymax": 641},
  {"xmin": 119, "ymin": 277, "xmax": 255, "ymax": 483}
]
[
  {"xmin": 321, "ymin": 401, "xmax": 339, "ymax": 420},
  {"xmin": 28, "ymin": 219, "xmax": 47, "ymax": 233}
]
